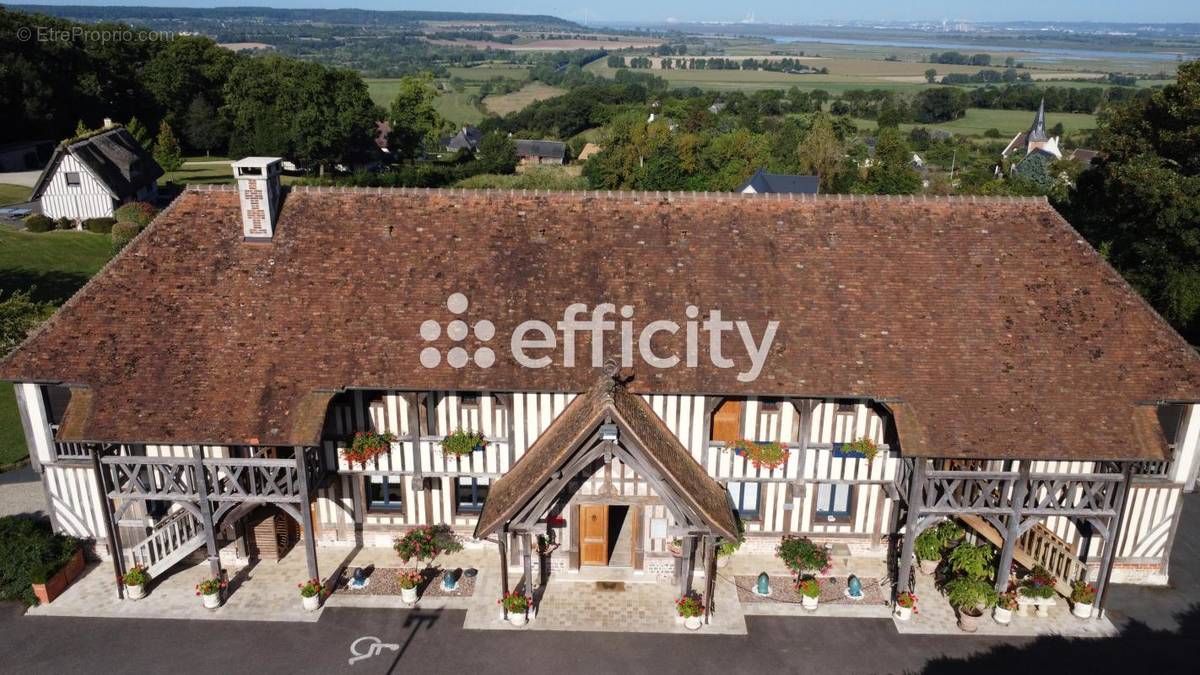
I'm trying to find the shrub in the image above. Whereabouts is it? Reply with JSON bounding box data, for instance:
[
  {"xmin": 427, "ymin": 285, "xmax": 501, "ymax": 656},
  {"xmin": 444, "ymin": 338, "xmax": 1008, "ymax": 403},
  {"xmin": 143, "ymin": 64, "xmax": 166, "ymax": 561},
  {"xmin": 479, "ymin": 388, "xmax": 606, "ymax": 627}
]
[
  {"xmin": 946, "ymin": 542, "xmax": 995, "ymax": 581},
  {"xmin": 110, "ymin": 221, "xmax": 141, "ymax": 253},
  {"xmin": 984, "ymin": 128, "xmax": 1002, "ymax": 138},
  {"xmin": 113, "ymin": 201, "xmax": 158, "ymax": 227},
  {"xmin": 23, "ymin": 214, "xmax": 53, "ymax": 232},
  {"xmin": 1, "ymin": 290, "xmax": 56, "ymax": 357},
  {"xmin": 945, "ymin": 576, "xmax": 997, "ymax": 612},
  {"xmin": 0, "ymin": 516, "xmax": 81, "ymax": 606},
  {"xmin": 393, "ymin": 524, "xmax": 463, "ymax": 566},
  {"xmin": 776, "ymin": 535, "xmax": 830, "ymax": 575},
  {"xmin": 83, "ymin": 217, "xmax": 117, "ymax": 233},
  {"xmin": 54, "ymin": 217, "xmax": 75, "ymax": 230},
  {"xmin": 914, "ymin": 527, "xmax": 943, "ymax": 563}
]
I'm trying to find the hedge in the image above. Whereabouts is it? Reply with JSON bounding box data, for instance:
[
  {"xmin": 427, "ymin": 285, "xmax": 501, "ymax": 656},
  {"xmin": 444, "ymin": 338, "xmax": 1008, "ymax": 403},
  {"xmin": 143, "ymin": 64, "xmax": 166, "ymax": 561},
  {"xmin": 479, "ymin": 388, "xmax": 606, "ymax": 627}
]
[
  {"xmin": 111, "ymin": 221, "xmax": 141, "ymax": 253},
  {"xmin": 113, "ymin": 201, "xmax": 158, "ymax": 227},
  {"xmin": 0, "ymin": 516, "xmax": 80, "ymax": 606},
  {"xmin": 54, "ymin": 217, "xmax": 75, "ymax": 230},
  {"xmin": 23, "ymin": 214, "xmax": 53, "ymax": 232},
  {"xmin": 83, "ymin": 217, "xmax": 117, "ymax": 233}
]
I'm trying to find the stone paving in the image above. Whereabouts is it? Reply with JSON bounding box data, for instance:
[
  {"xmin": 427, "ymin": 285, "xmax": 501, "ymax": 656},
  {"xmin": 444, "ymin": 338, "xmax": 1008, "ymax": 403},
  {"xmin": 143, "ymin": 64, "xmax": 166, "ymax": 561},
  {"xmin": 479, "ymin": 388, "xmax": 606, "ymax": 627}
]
[{"xmin": 892, "ymin": 566, "xmax": 1117, "ymax": 637}]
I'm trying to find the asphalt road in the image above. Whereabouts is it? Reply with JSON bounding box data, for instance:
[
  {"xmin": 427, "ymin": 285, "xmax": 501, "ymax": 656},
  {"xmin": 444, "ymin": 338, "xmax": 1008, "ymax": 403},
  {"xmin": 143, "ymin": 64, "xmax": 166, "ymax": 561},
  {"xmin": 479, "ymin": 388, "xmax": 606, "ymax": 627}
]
[{"xmin": 2, "ymin": 493, "xmax": 1197, "ymax": 674}]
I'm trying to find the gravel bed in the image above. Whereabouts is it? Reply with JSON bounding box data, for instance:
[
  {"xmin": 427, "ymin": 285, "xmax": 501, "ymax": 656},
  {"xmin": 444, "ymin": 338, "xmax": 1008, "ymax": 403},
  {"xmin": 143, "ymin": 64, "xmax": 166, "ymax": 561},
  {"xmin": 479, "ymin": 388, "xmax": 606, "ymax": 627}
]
[
  {"xmin": 735, "ymin": 574, "xmax": 886, "ymax": 605},
  {"xmin": 335, "ymin": 566, "xmax": 475, "ymax": 598}
]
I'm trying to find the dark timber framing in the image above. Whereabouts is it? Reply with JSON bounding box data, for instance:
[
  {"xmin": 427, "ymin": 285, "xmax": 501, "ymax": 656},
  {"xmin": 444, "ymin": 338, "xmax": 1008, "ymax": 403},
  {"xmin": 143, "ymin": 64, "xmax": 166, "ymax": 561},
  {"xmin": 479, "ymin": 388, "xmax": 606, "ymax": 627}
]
[
  {"xmin": 892, "ymin": 457, "xmax": 1136, "ymax": 615},
  {"xmin": 88, "ymin": 443, "xmax": 328, "ymax": 597}
]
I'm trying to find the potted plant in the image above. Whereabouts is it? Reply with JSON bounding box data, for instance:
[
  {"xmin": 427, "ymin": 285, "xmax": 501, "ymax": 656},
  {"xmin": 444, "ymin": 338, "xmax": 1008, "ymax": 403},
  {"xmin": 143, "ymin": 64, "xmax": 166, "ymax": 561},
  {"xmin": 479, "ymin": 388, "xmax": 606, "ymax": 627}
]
[
  {"xmin": 994, "ymin": 590, "xmax": 1018, "ymax": 625},
  {"xmin": 1070, "ymin": 579, "xmax": 1097, "ymax": 619},
  {"xmin": 838, "ymin": 437, "xmax": 879, "ymax": 463},
  {"xmin": 797, "ymin": 576, "xmax": 821, "ymax": 611},
  {"xmin": 667, "ymin": 538, "xmax": 683, "ymax": 557},
  {"xmin": 342, "ymin": 431, "xmax": 395, "ymax": 467},
  {"xmin": 776, "ymin": 535, "xmax": 830, "ymax": 576},
  {"xmin": 945, "ymin": 576, "xmax": 997, "ymax": 633},
  {"xmin": 398, "ymin": 569, "xmax": 423, "ymax": 604},
  {"xmin": 729, "ymin": 439, "xmax": 789, "ymax": 470},
  {"xmin": 499, "ymin": 591, "xmax": 532, "ymax": 627},
  {"xmin": 123, "ymin": 565, "xmax": 149, "ymax": 600},
  {"xmin": 195, "ymin": 577, "xmax": 226, "ymax": 609},
  {"xmin": 894, "ymin": 591, "xmax": 918, "ymax": 621},
  {"xmin": 914, "ymin": 528, "xmax": 942, "ymax": 575},
  {"xmin": 1018, "ymin": 565, "xmax": 1058, "ymax": 617},
  {"xmin": 441, "ymin": 429, "xmax": 488, "ymax": 457},
  {"xmin": 675, "ymin": 592, "xmax": 705, "ymax": 630},
  {"xmin": 298, "ymin": 578, "xmax": 325, "ymax": 611}
]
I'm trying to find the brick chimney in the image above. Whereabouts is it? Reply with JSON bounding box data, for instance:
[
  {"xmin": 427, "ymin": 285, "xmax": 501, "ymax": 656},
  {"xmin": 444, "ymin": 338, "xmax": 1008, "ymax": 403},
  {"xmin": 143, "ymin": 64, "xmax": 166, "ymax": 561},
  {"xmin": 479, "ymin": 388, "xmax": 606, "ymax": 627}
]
[{"xmin": 232, "ymin": 157, "xmax": 283, "ymax": 241}]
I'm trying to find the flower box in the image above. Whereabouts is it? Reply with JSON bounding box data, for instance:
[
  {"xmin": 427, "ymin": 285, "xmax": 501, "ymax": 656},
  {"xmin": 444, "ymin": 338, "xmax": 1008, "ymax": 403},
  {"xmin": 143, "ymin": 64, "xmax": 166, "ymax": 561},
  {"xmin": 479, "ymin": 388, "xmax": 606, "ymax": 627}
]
[{"xmin": 30, "ymin": 548, "xmax": 84, "ymax": 605}]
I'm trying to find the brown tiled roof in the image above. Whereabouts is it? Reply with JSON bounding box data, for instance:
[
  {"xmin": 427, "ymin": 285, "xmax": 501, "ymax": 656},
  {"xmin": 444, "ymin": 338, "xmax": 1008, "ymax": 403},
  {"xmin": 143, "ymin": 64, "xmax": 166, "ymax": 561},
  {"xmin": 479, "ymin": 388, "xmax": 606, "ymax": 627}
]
[
  {"xmin": 3, "ymin": 187, "xmax": 1200, "ymax": 460},
  {"xmin": 475, "ymin": 376, "xmax": 738, "ymax": 540}
]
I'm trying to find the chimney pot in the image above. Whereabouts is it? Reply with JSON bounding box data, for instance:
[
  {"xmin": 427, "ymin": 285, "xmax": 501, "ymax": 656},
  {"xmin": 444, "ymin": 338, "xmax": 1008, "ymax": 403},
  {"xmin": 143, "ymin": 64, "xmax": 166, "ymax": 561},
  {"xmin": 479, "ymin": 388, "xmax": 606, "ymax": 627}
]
[
  {"xmin": 103, "ymin": 118, "xmax": 114, "ymax": 129},
  {"xmin": 232, "ymin": 157, "xmax": 283, "ymax": 241}
]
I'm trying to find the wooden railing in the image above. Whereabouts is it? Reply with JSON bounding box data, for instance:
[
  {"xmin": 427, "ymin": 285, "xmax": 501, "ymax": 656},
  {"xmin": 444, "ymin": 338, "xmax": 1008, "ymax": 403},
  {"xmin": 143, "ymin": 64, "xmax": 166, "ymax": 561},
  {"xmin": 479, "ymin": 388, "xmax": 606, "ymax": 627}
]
[
  {"xmin": 53, "ymin": 441, "xmax": 92, "ymax": 460},
  {"xmin": 1131, "ymin": 459, "xmax": 1172, "ymax": 478},
  {"xmin": 1016, "ymin": 524, "xmax": 1088, "ymax": 592},
  {"xmin": 127, "ymin": 509, "xmax": 205, "ymax": 578}
]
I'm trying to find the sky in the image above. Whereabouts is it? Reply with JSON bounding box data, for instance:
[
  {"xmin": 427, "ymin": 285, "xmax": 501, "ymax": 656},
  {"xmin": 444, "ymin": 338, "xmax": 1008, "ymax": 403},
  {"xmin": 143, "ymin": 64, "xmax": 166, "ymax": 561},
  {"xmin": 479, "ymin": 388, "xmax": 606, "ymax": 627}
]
[{"xmin": 17, "ymin": 1, "xmax": 1200, "ymax": 25}]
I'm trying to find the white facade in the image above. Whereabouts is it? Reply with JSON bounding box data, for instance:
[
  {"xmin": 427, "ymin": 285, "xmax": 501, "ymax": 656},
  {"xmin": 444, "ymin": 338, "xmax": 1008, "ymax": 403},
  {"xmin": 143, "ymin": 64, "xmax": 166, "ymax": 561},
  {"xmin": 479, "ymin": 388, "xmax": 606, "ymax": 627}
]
[{"xmin": 38, "ymin": 154, "xmax": 157, "ymax": 222}]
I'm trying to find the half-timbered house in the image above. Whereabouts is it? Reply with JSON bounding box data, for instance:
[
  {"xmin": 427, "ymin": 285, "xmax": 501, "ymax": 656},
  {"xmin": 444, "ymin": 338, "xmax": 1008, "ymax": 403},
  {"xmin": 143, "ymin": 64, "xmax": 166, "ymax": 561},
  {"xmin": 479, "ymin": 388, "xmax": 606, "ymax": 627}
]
[
  {"xmin": 4, "ymin": 159, "xmax": 1200, "ymax": 621},
  {"xmin": 30, "ymin": 123, "xmax": 162, "ymax": 222}
]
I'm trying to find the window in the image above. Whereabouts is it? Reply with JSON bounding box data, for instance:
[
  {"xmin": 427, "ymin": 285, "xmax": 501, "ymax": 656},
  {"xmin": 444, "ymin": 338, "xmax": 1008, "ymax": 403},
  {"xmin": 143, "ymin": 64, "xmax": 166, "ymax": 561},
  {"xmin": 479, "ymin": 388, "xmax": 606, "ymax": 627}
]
[
  {"xmin": 455, "ymin": 477, "xmax": 489, "ymax": 513},
  {"xmin": 759, "ymin": 398, "xmax": 782, "ymax": 413},
  {"xmin": 835, "ymin": 400, "xmax": 856, "ymax": 414},
  {"xmin": 816, "ymin": 483, "xmax": 854, "ymax": 521},
  {"xmin": 64, "ymin": 172, "xmax": 81, "ymax": 187},
  {"xmin": 711, "ymin": 399, "xmax": 743, "ymax": 444},
  {"xmin": 459, "ymin": 392, "xmax": 480, "ymax": 408},
  {"xmin": 366, "ymin": 476, "xmax": 404, "ymax": 511},
  {"xmin": 727, "ymin": 481, "xmax": 760, "ymax": 520}
]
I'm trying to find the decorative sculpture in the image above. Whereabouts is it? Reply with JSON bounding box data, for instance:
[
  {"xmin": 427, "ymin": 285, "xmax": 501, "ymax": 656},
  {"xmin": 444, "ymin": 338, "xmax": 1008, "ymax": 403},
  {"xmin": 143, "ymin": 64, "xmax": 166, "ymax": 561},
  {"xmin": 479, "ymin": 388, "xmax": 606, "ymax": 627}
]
[
  {"xmin": 846, "ymin": 575, "xmax": 864, "ymax": 600},
  {"xmin": 755, "ymin": 572, "xmax": 771, "ymax": 596}
]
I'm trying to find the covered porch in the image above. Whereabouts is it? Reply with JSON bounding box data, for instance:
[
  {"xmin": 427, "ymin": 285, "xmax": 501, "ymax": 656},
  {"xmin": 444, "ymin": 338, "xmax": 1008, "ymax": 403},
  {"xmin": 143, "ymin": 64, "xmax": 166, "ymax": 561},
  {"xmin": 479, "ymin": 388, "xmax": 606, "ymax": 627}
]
[{"xmin": 472, "ymin": 373, "xmax": 740, "ymax": 624}]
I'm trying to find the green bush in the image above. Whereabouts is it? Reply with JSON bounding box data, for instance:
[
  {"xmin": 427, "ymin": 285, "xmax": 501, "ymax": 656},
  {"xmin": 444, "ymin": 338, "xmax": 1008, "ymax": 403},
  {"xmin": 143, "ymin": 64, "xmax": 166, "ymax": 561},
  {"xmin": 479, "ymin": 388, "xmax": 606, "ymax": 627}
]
[
  {"xmin": 54, "ymin": 217, "xmax": 75, "ymax": 230},
  {"xmin": 23, "ymin": 214, "xmax": 53, "ymax": 232},
  {"xmin": 113, "ymin": 201, "xmax": 158, "ymax": 227},
  {"xmin": 945, "ymin": 576, "xmax": 997, "ymax": 612},
  {"xmin": 110, "ymin": 221, "xmax": 141, "ymax": 253},
  {"xmin": 83, "ymin": 217, "xmax": 117, "ymax": 233},
  {"xmin": 0, "ymin": 516, "xmax": 80, "ymax": 606},
  {"xmin": 776, "ymin": 535, "xmax": 829, "ymax": 574}
]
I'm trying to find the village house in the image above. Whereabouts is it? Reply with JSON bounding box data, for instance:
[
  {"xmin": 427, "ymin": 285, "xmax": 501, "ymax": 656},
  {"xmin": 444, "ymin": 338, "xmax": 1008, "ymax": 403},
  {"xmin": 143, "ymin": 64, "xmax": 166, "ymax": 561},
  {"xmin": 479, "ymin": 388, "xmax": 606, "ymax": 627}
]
[
  {"xmin": 4, "ymin": 160, "xmax": 1200, "ymax": 628},
  {"xmin": 738, "ymin": 169, "xmax": 820, "ymax": 195},
  {"xmin": 29, "ymin": 122, "xmax": 162, "ymax": 222},
  {"xmin": 1002, "ymin": 99, "xmax": 1063, "ymax": 165},
  {"xmin": 515, "ymin": 139, "xmax": 566, "ymax": 165}
]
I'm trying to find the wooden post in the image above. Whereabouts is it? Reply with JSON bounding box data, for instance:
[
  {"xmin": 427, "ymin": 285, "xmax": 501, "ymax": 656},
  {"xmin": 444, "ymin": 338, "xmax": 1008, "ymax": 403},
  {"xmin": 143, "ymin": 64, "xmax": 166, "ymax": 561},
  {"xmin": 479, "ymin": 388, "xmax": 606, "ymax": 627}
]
[
  {"xmin": 994, "ymin": 461, "xmax": 1030, "ymax": 592},
  {"xmin": 679, "ymin": 535, "xmax": 695, "ymax": 597},
  {"xmin": 1095, "ymin": 462, "xmax": 1136, "ymax": 617},
  {"xmin": 295, "ymin": 446, "xmax": 320, "ymax": 581},
  {"xmin": 191, "ymin": 448, "xmax": 223, "ymax": 580},
  {"xmin": 91, "ymin": 445, "xmax": 125, "ymax": 600},
  {"xmin": 703, "ymin": 535, "xmax": 717, "ymax": 624},
  {"xmin": 895, "ymin": 457, "xmax": 924, "ymax": 599},
  {"xmin": 522, "ymin": 530, "xmax": 534, "ymax": 607},
  {"xmin": 498, "ymin": 533, "xmax": 510, "ymax": 620}
]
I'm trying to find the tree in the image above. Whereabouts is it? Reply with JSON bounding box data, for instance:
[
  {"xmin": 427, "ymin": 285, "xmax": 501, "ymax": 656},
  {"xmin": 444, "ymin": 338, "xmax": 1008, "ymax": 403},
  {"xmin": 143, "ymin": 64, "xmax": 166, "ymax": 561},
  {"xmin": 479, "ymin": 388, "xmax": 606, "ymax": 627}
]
[
  {"xmin": 1013, "ymin": 153, "xmax": 1055, "ymax": 192},
  {"xmin": 913, "ymin": 88, "xmax": 969, "ymax": 123},
  {"xmin": 796, "ymin": 115, "xmax": 845, "ymax": 193},
  {"xmin": 124, "ymin": 117, "xmax": 152, "ymax": 149},
  {"xmin": 857, "ymin": 127, "xmax": 921, "ymax": 195},
  {"xmin": 182, "ymin": 95, "xmax": 228, "ymax": 156},
  {"xmin": 476, "ymin": 132, "xmax": 517, "ymax": 174},
  {"xmin": 387, "ymin": 73, "xmax": 444, "ymax": 162},
  {"xmin": 74, "ymin": 120, "xmax": 90, "ymax": 137},
  {"xmin": 925, "ymin": 68, "xmax": 938, "ymax": 84},
  {"xmin": 1064, "ymin": 60, "xmax": 1200, "ymax": 341},
  {"xmin": 153, "ymin": 121, "xmax": 183, "ymax": 173},
  {"xmin": 0, "ymin": 290, "xmax": 54, "ymax": 358}
]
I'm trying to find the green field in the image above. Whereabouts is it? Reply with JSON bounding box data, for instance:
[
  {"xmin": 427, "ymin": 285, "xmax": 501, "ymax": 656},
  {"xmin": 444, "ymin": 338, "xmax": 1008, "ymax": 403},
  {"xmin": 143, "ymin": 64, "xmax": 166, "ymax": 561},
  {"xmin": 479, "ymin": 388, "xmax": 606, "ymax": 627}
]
[
  {"xmin": 0, "ymin": 226, "xmax": 115, "ymax": 467},
  {"xmin": 434, "ymin": 90, "xmax": 485, "ymax": 126},
  {"xmin": 849, "ymin": 108, "xmax": 1097, "ymax": 138},
  {"xmin": 446, "ymin": 65, "xmax": 531, "ymax": 81},
  {"xmin": 484, "ymin": 82, "xmax": 566, "ymax": 116},
  {"xmin": 163, "ymin": 161, "xmax": 234, "ymax": 185},
  {"xmin": 0, "ymin": 184, "xmax": 31, "ymax": 206}
]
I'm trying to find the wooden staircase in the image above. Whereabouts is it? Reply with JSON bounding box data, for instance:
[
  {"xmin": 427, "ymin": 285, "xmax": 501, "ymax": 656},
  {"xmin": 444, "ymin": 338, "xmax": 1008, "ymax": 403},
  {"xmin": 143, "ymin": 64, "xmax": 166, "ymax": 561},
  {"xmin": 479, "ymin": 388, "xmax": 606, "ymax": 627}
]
[
  {"xmin": 959, "ymin": 515, "xmax": 1085, "ymax": 596},
  {"xmin": 127, "ymin": 509, "xmax": 206, "ymax": 578}
]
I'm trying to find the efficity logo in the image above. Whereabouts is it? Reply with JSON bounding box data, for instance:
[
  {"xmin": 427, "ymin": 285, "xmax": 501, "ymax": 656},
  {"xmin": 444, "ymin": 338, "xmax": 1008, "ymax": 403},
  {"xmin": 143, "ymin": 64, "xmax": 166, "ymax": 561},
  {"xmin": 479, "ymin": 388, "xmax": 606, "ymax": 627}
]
[{"xmin": 420, "ymin": 292, "xmax": 779, "ymax": 382}]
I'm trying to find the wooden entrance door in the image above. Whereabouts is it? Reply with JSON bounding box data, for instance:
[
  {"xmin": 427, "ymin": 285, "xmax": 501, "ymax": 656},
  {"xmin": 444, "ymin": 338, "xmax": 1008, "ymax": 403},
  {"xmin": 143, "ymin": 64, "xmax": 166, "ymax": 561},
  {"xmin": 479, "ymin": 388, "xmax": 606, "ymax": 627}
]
[{"xmin": 579, "ymin": 504, "xmax": 609, "ymax": 565}]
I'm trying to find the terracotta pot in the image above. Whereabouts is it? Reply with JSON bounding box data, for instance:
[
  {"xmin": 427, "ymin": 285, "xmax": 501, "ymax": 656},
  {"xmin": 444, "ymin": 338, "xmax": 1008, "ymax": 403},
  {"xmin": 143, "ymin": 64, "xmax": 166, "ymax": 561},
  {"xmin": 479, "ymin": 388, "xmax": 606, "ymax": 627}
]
[
  {"xmin": 509, "ymin": 611, "xmax": 528, "ymax": 627},
  {"xmin": 684, "ymin": 615, "xmax": 702, "ymax": 630},
  {"xmin": 62, "ymin": 549, "xmax": 85, "ymax": 583},
  {"xmin": 894, "ymin": 605, "xmax": 913, "ymax": 621},
  {"xmin": 993, "ymin": 606, "xmax": 1012, "ymax": 625},
  {"xmin": 126, "ymin": 583, "xmax": 146, "ymax": 600},
  {"xmin": 302, "ymin": 593, "xmax": 321, "ymax": 611},
  {"xmin": 202, "ymin": 591, "xmax": 221, "ymax": 609},
  {"xmin": 31, "ymin": 572, "xmax": 68, "ymax": 605},
  {"xmin": 400, "ymin": 586, "xmax": 418, "ymax": 604},
  {"xmin": 1072, "ymin": 601, "xmax": 1093, "ymax": 619},
  {"xmin": 957, "ymin": 607, "xmax": 982, "ymax": 633},
  {"xmin": 802, "ymin": 594, "xmax": 819, "ymax": 611}
]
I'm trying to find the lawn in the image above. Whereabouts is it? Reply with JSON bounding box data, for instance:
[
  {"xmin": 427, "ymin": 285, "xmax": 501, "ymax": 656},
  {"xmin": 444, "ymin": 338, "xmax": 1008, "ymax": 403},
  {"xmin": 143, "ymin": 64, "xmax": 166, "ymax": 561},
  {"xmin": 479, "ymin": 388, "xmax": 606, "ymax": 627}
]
[
  {"xmin": 0, "ymin": 226, "xmax": 114, "ymax": 468},
  {"xmin": 0, "ymin": 183, "xmax": 31, "ymax": 206},
  {"xmin": 434, "ymin": 91, "xmax": 485, "ymax": 126},
  {"xmin": 483, "ymin": 82, "xmax": 567, "ymax": 116},
  {"xmin": 849, "ymin": 108, "xmax": 1097, "ymax": 138},
  {"xmin": 162, "ymin": 161, "xmax": 234, "ymax": 185}
]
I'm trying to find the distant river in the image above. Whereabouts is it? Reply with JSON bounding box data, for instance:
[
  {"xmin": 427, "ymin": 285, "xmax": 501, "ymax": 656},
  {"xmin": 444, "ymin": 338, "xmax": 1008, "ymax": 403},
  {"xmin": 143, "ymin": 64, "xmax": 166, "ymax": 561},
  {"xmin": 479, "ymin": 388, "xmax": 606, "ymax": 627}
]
[{"xmin": 766, "ymin": 34, "xmax": 1185, "ymax": 63}]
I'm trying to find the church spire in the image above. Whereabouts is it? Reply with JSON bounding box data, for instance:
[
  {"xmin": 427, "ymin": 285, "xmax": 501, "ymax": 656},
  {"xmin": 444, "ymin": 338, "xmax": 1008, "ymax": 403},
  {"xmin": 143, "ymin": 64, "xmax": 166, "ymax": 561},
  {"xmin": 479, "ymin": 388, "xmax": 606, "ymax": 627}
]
[{"xmin": 1028, "ymin": 98, "xmax": 1048, "ymax": 142}]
